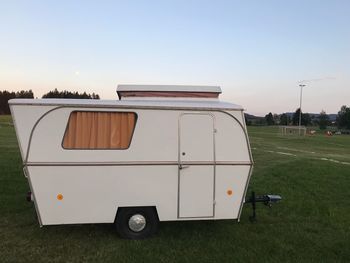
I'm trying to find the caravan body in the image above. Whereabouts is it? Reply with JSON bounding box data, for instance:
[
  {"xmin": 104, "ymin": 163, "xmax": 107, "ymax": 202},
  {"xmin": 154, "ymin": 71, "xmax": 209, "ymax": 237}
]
[{"xmin": 9, "ymin": 85, "xmax": 253, "ymax": 237}]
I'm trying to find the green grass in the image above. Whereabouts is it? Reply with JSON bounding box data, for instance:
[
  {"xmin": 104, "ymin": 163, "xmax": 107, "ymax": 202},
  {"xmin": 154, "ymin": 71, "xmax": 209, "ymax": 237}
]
[{"xmin": 1, "ymin": 116, "xmax": 349, "ymax": 262}]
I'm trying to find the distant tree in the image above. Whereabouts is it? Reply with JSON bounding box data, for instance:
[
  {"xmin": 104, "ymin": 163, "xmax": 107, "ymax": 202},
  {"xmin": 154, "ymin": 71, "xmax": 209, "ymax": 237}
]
[
  {"xmin": 42, "ymin": 89, "xmax": 100, "ymax": 99},
  {"xmin": 0, "ymin": 91, "xmax": 15, "ymax": 114},
  {"xmin": 311, "ymin": 115, "xmax": 318, "ymax": 126},
  {"xmin": 81, "ymin": 92, "xmax": 89, "ymax": 99},
  {"xmin": 303, "ymin": 113, "xmax": 311, "ymax": 126},
  {"xmin": 42, "ymin": 88, "xmax": 60, "ymax": 98},
  {"xmin": 91, "ymin": 93, "xmax": 100, "ymax": 99},
  {"xmin": 336, "ymin": 105, "xmax": 350, "ymax": 129},
  {"xmin": 265, "ymin": 112, "xmax": 275, "ymax": 125},
  {"xmin": 292, "ymin": 108, "xmax": 301, "ymax": 125},
  {"xmin": 254, "ymin": 118, "xmax": 267, "ymax": 126},
  {"xmin": 318, "ymin": 110, "xmax": 329, "ymax": 130},
  {"xmin": 319, "ymin": 110, "xmax": 329, "ymax": 130},
  {"xmin": 280, "ymin": 113, "xmax": 289, "ymax": 125},
  {"xmin": 0, "ymin": 90, "xmax": 34, "ymax": 115},
  {"xmin": 16, "ymin": 89, "xmax": 34, "ymax": 98},
  {"xmin": 244, "ymin": 114, "xmax": 251, "ymax": 126},
  {"xmin": 273, "ymin": 113, "xmax": 280, "ymax": 125},
  {"xmin": 292, "ymin": 108, "xmax": 311, "ymax": 126}
]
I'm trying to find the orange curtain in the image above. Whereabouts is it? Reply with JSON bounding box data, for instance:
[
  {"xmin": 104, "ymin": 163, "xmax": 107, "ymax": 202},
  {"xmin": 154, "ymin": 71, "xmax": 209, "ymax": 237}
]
[{"xmin": 63, "ymin": 112, "xmax": 136, "ymax": 149}]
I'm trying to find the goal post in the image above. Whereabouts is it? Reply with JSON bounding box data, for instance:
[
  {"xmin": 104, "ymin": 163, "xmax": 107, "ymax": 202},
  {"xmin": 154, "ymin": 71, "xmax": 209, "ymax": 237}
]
[{"xmin": 279, "ymin": 125, "xmax": 306, "ymax": 136}]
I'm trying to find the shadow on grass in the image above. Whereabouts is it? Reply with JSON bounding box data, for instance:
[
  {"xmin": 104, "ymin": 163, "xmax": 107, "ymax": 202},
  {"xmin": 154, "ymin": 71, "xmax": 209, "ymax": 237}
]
[{"xmin": 35, "ymin": 219, "xmax": 231, "ymax": 241}]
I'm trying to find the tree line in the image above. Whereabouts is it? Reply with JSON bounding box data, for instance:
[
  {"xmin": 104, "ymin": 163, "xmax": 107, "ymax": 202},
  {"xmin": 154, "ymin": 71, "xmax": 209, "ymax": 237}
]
[
  {"xmin": 42, "ymin": 89, "xmax": 100, "ymax": 99},
  {"xmin": 260, "ymin": 106, "xmax": 350, "ymax": 130},
  {"xmin": 0, "ymin": 89, "xmax": 100, "ymax": 115},
  {"xmin": 0, "ymin": 90, "xmax": 34, "ymax": 114}
]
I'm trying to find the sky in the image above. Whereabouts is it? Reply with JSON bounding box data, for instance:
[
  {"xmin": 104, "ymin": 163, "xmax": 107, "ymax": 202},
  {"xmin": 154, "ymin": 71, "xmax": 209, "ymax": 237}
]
[{"xmin": 0, "ymin": 0, "xmax": 349, "ymax": 116}]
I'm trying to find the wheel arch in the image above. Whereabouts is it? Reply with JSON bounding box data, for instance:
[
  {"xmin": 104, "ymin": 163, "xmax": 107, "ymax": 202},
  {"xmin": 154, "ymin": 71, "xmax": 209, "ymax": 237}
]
[{"xmin": 114, "ymin": 206, "xmax": 159, "ymax": 223}]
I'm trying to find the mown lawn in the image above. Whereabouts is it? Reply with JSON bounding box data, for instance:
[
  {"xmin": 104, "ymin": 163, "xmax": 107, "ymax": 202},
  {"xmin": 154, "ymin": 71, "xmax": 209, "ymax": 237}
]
[{"xmin": 0, "ymin": 115, "xmax": 349, "ymax": 262}]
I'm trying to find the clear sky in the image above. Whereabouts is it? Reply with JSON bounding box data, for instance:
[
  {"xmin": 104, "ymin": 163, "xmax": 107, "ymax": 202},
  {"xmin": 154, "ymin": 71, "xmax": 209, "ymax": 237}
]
[{"xmin": 1, "ymin": 0, "xmax": 349, "ymax": 115}]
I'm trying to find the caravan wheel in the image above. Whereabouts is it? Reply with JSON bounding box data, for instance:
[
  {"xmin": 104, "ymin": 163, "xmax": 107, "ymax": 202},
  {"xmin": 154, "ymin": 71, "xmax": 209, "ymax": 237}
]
[{"xmin": 115, "ymin": 207, "xmax": 159, "ymax": 239}]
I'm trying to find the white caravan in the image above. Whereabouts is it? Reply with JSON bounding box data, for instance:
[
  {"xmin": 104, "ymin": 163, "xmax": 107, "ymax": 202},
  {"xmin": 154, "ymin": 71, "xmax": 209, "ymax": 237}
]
[{"xmin": 10, "ymin": 85, "xmax": 256, "ymax": 239}]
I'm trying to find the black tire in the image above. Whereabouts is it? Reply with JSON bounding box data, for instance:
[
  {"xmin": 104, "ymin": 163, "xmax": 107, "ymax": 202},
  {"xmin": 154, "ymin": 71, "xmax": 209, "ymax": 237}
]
[{"xmin": 115, "ymin": 207, "xmax": 159, "ymax": 239}]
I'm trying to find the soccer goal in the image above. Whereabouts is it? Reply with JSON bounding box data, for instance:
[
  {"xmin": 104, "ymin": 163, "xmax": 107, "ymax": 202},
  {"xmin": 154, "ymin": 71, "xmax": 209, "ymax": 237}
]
[{"xmin": 279, "ymin": 125, "xmax": 306, "ymax": 136}]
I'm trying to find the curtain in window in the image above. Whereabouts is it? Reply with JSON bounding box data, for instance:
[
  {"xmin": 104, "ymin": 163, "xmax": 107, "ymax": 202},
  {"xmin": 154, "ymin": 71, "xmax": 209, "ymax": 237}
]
[{"xmin": 63, "ymin": 112, "xmax": 136, "ymax": 149}]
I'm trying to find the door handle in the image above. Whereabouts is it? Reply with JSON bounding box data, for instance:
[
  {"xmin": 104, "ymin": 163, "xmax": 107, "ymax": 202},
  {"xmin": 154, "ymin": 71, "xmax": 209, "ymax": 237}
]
[{"xmin": 179, "ymin": 164, "xmax": 190, "ymax": 170}]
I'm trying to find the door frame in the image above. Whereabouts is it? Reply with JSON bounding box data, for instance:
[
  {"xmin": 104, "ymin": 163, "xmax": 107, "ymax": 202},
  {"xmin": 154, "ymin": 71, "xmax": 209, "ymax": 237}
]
[{"xmin": 177, "ymin": 113, "xmax": 216, "ymax": 219}]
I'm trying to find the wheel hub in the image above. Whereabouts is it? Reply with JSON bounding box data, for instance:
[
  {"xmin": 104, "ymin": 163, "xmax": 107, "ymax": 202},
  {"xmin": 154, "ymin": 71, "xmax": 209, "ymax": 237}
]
[{"xmin": 128, "ymin": 214, "xmax": 146, "ymax": 232}]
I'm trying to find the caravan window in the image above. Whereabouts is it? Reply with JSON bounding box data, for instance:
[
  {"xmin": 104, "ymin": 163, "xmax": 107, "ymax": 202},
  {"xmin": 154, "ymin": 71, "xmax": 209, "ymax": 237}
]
[{"xmin": 62, "ymin": 111, "xmax": 137, "ymax": 149}]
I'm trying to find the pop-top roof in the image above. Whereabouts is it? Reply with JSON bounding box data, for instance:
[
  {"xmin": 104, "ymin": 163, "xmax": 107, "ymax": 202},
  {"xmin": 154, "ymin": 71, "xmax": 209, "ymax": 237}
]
[
  {"xmin": 117, "ymin": 85, "xmax": 222, "ymax": 93},
  {"xmin": 117, "ymin": 85, "xmax": 222, "ymax": 100}
]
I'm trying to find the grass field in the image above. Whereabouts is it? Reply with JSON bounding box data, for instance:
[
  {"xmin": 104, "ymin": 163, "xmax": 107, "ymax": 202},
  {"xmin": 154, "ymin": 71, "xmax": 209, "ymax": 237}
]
[{"xmin": 1, "ymin": 115, "xmax": 349, "ymax": 262}]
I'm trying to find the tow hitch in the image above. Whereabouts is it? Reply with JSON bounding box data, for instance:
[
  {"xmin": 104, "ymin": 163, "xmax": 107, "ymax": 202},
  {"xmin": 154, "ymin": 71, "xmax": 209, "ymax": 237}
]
[{"xmin": 245, "ymin": 191, "xmax": 282, "ymax": 221}]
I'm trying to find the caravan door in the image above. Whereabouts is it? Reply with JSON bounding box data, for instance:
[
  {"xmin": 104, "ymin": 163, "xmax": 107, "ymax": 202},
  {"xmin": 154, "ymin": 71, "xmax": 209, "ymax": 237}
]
[{"xmin": 178, "ymin": 114, "xmax": 215, "ymax": 218}]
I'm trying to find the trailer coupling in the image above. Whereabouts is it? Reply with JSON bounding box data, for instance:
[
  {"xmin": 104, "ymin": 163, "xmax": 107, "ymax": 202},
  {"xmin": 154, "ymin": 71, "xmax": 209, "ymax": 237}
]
[{"xmin": 245, "ymin": 191, "xmax": 282, "ymax": 221}]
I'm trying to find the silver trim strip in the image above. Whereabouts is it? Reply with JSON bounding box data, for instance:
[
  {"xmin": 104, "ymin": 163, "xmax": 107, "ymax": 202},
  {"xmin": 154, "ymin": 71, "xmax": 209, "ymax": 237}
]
[{"xmin": 25, "ymin": 161, "xmax": 252, "ymax": 167}]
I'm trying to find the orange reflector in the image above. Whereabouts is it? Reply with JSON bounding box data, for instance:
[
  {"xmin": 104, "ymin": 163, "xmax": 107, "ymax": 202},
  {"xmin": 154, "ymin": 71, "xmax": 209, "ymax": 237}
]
[
  {"xmin": 57, "ymin": 194, "xmax": 63, "ymax": 200},
  {"xmin": 227, "ymin": 190, "xmax": 233, "ymax": 196}
]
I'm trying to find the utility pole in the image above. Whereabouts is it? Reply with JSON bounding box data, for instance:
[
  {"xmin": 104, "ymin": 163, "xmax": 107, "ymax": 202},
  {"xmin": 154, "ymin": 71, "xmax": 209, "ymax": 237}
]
[{"xmin": 298, "ymin": 84, "xmax": 306, "ymax": 135}]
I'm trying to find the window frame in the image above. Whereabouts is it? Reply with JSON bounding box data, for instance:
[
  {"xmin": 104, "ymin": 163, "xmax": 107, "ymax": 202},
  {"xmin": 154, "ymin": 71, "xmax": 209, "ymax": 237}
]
[{"xmin": 61, "ymin": 110, "xmax": 138, "ymax": 150}]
